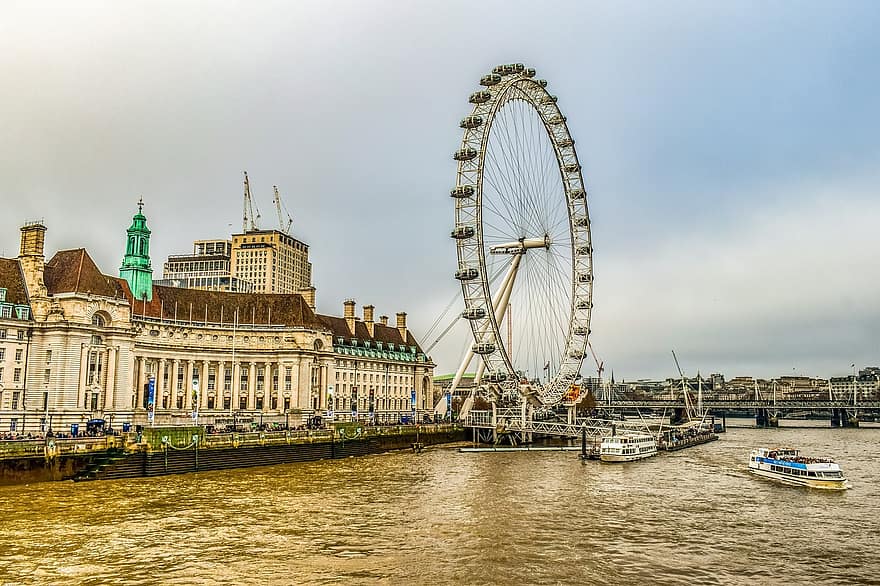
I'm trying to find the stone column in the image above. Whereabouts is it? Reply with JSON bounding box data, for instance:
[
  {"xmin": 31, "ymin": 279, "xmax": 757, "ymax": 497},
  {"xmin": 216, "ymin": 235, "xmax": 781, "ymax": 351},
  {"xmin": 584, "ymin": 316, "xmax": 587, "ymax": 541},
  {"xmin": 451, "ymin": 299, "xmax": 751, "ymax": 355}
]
[
  {"xmin": 232, "ymin": 360, "xmax": 241, "ymax": 411},
  {"xmin": 104, "ymin": 346, "xmax": 117, "ymax": 411},
  {"xmin": 201, "ymin": 360, "xmax": 210, "ymax": 410},
  {"xmin": 136, "ymin": 356, "xmax": 147, "ymax": 410},
  {"xmin": 78, "ymin": 343, "xmax": 89, "ymax": 410},
  {"xmin": 172, "ymin": 359, "xmax": 180, "ymax": 410},
  {"xmin": 248, "ymin": 362, "xmax": 257, "ymax": 410},
  {"xmin": 184, "ymin": 360, "xmax": 194, "ymax": 409},
  {"xmin": 157, "ymin": 358, "xmax": 166, "ymax": 411}
]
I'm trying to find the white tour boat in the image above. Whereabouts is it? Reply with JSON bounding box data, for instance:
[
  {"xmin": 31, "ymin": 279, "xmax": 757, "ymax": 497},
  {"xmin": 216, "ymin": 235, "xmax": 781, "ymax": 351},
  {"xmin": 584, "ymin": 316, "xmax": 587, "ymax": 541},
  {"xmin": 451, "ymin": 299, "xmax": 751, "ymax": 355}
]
[
  {"xmin": 599, "ymin": 433, "xmax": 658, "ymax": 462},
  {"xmin": 748, "ymin": 447, "xmax": 850, "ymax": 490}
]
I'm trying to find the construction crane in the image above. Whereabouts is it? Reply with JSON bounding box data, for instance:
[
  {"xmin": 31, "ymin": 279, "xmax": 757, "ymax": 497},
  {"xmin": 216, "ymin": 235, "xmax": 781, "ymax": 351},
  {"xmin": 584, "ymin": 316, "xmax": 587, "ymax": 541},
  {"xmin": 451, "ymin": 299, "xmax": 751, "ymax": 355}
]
[
  {"xmin": 587, "ymin": 341, "xmax": 605, "ymax": 402},
  {"xmin": 273, "ymin": 185, "xmax": 293, "ymax": 234},
  {"xmin": 242, "ymin": 171, "xmax": 261, "ymax": 232}
]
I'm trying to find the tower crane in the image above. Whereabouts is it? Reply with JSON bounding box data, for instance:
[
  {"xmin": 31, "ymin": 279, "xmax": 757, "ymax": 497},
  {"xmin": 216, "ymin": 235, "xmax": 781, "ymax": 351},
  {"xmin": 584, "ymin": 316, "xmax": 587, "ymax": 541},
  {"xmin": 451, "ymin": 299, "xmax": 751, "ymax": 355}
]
[
  {"xmin": 273, "ymin": 185, "xmax": 293, "ymax": 234},
  {"xmin": 242, "ymin": 171, "xmax": 261, "ymax": 232}
]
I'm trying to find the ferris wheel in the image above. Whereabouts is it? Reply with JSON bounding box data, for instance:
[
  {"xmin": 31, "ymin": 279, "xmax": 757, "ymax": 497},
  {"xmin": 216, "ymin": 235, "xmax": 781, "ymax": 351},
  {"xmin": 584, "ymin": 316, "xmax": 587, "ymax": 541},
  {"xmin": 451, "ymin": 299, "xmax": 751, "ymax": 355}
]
[{"xmin": 450, "ymin": 63, "xmax": 593, "ymax": 407}]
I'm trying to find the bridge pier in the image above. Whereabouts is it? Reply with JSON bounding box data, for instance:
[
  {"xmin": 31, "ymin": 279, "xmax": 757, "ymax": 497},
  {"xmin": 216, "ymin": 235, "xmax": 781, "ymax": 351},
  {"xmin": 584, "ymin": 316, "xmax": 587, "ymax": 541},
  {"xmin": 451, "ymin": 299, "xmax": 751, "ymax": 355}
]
[
  {"xmin": 671, "ymin": 407, "xmax": 688, "ymax": 426},
  {"xmin": 831, "ymin": 409, "xmax": 859, "ymax": 428},
  {"xmin": 755, "ymin": 409, "xmax": 778, "ymax": 428}
]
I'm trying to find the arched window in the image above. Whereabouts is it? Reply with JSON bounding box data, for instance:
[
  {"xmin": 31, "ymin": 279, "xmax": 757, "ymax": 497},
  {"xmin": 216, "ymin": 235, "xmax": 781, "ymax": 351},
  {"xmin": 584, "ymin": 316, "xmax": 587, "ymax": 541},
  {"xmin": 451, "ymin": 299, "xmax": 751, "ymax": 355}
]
[
  {"xmin": 313, "ymin": 339, "xmax": 323, "ymax": 351},
  {"xmin": 92, "ymin": 313, "xmax": 106, "ymax": 327}
]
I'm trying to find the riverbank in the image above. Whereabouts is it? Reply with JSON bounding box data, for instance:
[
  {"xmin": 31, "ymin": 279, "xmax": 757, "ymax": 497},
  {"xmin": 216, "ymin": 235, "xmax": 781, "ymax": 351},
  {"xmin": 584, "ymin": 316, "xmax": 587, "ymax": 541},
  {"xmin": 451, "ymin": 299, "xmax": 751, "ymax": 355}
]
[{"xmin": 0, "ymin": 424, "xmax": 466, "ymax": 485}]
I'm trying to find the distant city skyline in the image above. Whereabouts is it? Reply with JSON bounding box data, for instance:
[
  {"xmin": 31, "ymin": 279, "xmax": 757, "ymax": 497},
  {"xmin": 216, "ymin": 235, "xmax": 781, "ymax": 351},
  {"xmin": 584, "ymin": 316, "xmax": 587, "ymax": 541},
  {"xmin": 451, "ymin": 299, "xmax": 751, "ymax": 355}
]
[{"xmin": 2, "ymin": 1, "xmax": 878, "ymax": 380}]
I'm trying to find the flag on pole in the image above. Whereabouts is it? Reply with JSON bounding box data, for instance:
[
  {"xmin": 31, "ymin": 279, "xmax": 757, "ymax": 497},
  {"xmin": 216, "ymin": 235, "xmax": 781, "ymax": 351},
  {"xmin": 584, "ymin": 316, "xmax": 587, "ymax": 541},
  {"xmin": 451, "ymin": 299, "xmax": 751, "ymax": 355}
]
[{"xmin": 543, "ymin": 361, "xmax": 550, "ymax": 371}]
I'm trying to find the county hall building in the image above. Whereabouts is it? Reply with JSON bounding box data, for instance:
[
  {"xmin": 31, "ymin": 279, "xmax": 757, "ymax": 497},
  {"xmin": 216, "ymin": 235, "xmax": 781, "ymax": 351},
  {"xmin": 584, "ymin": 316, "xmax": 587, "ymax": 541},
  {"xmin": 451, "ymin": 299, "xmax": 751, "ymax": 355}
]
[{"xmin": 0, "ymin": 205, "xmax": 434, "ymax": 434}]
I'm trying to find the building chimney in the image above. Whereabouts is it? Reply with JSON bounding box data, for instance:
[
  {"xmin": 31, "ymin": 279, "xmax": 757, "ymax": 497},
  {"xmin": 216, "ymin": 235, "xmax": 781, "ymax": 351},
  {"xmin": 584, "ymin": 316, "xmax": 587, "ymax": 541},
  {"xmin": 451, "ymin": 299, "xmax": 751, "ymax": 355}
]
[
  {"xmin": 18, "ymin": 222, "xmax": 47, "ymax": 300},
  {"xmin": 379, "ymin": 315, "xmax": 389, "ymax": 326},
  {"xmin": 344, "ymin": 299, "xmax": 356, "ymax": 335},
  {"xmin": 297, "ymin": 286, "xmax": 316, "ymax": 311},
  {"xmin": 396, "ymin": 311, "xmax": 407, "ymax": 342},
  {"xmin": 363, "ymin": 305, "xmax": 375, "ymax": 337}
]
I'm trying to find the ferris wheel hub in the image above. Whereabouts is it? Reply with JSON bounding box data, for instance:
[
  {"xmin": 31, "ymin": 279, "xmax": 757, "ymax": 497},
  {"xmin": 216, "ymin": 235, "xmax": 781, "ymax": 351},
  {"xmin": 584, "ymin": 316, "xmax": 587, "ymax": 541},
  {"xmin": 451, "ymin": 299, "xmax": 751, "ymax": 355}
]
[{"xmin": 489, "ymin": 235, "xmax": 550, "ymax": 254}]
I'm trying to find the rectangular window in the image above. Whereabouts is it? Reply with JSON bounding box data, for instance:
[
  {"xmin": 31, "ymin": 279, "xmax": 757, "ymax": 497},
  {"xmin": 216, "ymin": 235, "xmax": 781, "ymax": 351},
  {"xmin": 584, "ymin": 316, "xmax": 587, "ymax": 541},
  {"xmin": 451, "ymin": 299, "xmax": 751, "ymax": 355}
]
[
  {"xmin": 0, "ymin": 288, "xmax": 5, "ymax": 302},
  {"xmin": 0, "ymin": 348, "xmax": 4, "ymax": 360},
  {"xmin": 0, "ymin": 330, "xmax": 6, "ymax": 340},
  {"xmin": 16, "ymin": 331, "xmax": 24, "ymax": 341},
  {"xmin": 44, "ymin": 369, "xmax": 50, "ymax": 384},
  {"xmin": 256, "ymin": 367, "xmax": 265, "ymax": 391},
  {"xmin": 285, "ymin": 367, "xmax": 292, "ymax": 391},
  {"xmin": 0, "ymin": 306, "xmax": 11, "ymax": 319},
  {"xmin": 208, "ymin": 367, "xmax": 216, "ymax": 391},
  {"xmin": 46, "ymin": 350, "xmax": 52, "ymax": 363},
  {"xmin": 15, "ymin": 349, "xmax": 22, "ymax": 361},
  {"xmin": 12, "ymin": 391, "xmax": 20, "ymax": 409},
  {"xmin": 240, "ymin": 372, "xmax": 248, "ymax": 391},
  {"xmin": 224, "ymin": 368, "xmax": 232, "ymax": 391},
  {"xmin": 13, "ymin": 368, "xmax": 21, "ymax": 383}
]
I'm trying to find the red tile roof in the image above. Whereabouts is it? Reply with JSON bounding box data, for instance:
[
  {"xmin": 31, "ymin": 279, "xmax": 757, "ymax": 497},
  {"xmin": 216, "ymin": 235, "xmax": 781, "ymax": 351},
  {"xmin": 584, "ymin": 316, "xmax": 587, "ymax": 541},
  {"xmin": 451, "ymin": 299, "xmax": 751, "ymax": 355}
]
[
  {"xmin": 116, "ymin": 278, "xmax": 325, "ymax": 329},
  {"xmin": 44, "ymin": 249, "xmax": 127, "ymax": 298},
  {"xmin": 0, "ymin": 258, "xmax": 29, "ymax": 306}
]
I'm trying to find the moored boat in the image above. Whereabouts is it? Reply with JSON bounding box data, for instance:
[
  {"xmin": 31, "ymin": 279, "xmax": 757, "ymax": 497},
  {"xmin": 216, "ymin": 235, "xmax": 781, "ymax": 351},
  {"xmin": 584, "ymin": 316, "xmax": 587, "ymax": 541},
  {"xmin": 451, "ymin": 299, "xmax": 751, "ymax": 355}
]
[
  {"xmin": 599, "ymin": 433, "xmax": 657, "ymax": 462},
  {"xmin": 748, "ymin": 447, "xmax": 850, "ymax": 490}
]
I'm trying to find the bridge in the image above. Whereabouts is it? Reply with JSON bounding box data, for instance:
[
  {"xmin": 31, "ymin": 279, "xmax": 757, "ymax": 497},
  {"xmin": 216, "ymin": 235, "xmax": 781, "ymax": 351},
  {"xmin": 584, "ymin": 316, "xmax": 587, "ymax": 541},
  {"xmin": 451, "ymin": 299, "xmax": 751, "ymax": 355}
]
[
  {"xmin": 593, "ymin": 397, "xmax": 880, "ymax": 428},
  {"xmin": 464, "ymin": 408, "xmax": 656, "ymax": 443},
  {"xmin": 600, "ymin": 399, "xmax": 880, "ymax": 410}
]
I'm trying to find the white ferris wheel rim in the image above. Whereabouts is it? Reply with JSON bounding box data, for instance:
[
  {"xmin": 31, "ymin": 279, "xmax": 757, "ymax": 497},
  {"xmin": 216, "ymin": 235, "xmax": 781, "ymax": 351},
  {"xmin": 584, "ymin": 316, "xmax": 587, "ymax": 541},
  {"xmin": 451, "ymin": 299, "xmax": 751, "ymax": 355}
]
[{"xmin": 452, "ymin": 63, "xmax": 594, "ymax": 406}]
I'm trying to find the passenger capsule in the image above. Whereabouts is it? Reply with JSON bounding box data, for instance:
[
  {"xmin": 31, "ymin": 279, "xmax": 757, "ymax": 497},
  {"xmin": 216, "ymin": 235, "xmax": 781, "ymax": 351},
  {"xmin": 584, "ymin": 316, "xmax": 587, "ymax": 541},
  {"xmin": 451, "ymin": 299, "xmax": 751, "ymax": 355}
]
[
  {"xmin": 455, "ymin": 267, "xmax": 479, "ymax": 281},
  {"xmin": 573, "ymin": 326, "xmax": 589, "ymax": 336},
  {"xmin": 469, "ymin": 90, "xmax": 492, "ymax": 104},
  {"xmin": 480, "ymin": 74, "xmax": 502, "ymax": 86},
  {"xmin": 568, "ymin": 350, "xmax": 586, "ymax": 360},
  {"xmin": 460, "ymin": 115, "xmax": 484, "ymax": 129},
  {"xmin": 563, "ymin": 163, "xmax": 580, "ymax": 173},
  {"xmin": 569, "ymin": 188, "xmax": 585, "ymax": 199},
  {"xmin": 573, "ymin": 217, "xmax": 589, "ymax": 227},
  {"xmin": 461, "ymin": 307, "xmax": 487, "ymax": 320},
  {"xmin": 453, "ymin": 148, "xmax": 478, "ymax": 161},
  {"xmin": 548, "ymin": 115, "xmax": 566, "ymax": 124},
  {"xmin": 577, "ymin": 273, "xmax": 593, "ymax": 284},
  {"xmin": 523, "ymin": 68, "xmax": 536, "ymax": 78},
  {"xmin": 541, "ymin": 95, "xmax": 558, "ymax": 104},
  {"xmin": 537, "ymin": 79, "xmax": 548, "ymax": 88},
  {"xmin": 576, "ymin": 300, "xmax": 592, "ymax": 310},
  {"xmin": 473, "ymin": 342, "xmax": 496, "ymax": 355},
  {"xmin": 451, "ymin": 225, "xmax": 475, "ymax": 239},
  {"xmin": 558, "ymin": 139, "xmax": 574, "ymax": 148},
  {"xmin": 511, "ymin": 63, "xmax": 525, "ymax": 73},
  {"xmin": 492, "ymin": 65, "xmax": 506, "ymax": 76},
  {"xmin": 576, "ymin": 245, "xmax": 592, "ymax": 255},
  {"xmin": 450, "ymin": 185, "xmax": 475, "ymax": 198},
  {"xmin": 486, "ymin": 371, "xmax": 508, "ymax": 383}
]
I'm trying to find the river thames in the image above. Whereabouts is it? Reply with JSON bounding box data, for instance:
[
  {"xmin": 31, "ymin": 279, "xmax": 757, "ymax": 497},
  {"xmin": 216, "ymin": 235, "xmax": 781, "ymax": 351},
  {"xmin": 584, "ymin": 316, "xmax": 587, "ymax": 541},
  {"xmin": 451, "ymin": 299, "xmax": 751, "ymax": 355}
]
[{"xmin": 1, "ymin": 423, "xmax": 878, "ymax": 585}]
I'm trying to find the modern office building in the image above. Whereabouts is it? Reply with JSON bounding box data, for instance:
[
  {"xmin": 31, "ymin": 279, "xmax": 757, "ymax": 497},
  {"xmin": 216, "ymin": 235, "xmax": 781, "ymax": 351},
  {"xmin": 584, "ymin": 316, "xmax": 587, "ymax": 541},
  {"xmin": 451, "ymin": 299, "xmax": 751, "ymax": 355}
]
[
  {"xmin": 160, "ymin": 239, "xmax": 253, "ymax": 293},
  {"xmin": 230, "ymin": 229, "xmax": 312, "ymax": 294}
]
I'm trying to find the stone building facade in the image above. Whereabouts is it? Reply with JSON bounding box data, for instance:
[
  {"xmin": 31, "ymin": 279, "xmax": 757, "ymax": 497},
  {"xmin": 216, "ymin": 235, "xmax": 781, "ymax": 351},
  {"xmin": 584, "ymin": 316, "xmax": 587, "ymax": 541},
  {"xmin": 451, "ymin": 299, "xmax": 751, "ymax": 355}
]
[{"xmin": 0, "ymin": 208, "xmax": 433, "ymax": 434}]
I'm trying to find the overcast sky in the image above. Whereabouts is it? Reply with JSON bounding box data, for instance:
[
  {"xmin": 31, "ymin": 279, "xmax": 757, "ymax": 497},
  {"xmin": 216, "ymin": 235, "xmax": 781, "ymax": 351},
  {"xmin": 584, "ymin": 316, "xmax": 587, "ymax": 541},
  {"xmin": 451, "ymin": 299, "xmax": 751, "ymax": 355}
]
[{"xmin": 2, "ymin": 1, "xmax": 878, "ymax": 380}]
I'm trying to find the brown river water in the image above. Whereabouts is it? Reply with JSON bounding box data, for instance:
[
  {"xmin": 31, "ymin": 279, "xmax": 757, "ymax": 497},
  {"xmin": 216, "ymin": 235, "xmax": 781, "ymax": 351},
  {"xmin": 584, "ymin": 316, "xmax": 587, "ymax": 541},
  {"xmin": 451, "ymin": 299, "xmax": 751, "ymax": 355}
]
[{"xmin": 0, "ymin": 423, "xmax": 878, "ymax": 585}]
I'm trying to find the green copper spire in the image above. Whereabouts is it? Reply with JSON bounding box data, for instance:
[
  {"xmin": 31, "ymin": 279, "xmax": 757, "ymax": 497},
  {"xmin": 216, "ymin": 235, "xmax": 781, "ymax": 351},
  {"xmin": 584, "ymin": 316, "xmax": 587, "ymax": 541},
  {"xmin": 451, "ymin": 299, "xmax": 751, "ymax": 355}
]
[{"xmin": 120, "ymin": 197, "xmax": 153, "ymax": 301}]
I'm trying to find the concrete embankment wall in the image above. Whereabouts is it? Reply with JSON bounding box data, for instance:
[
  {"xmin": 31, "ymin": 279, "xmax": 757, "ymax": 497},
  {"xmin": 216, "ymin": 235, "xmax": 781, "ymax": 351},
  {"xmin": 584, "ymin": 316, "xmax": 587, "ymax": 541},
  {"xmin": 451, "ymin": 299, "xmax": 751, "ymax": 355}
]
[{"xmin": 0, "ymin": 428, "xmax": 465, "ymax": 485}]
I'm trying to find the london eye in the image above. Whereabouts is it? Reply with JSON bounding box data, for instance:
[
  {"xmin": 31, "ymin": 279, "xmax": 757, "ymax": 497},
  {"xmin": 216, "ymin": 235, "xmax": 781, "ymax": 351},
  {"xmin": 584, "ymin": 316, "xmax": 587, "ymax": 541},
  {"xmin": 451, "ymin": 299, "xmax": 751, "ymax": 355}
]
[{"xmin": 450, "ymin": 63, "xmax": 594, "ymax": 407}]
